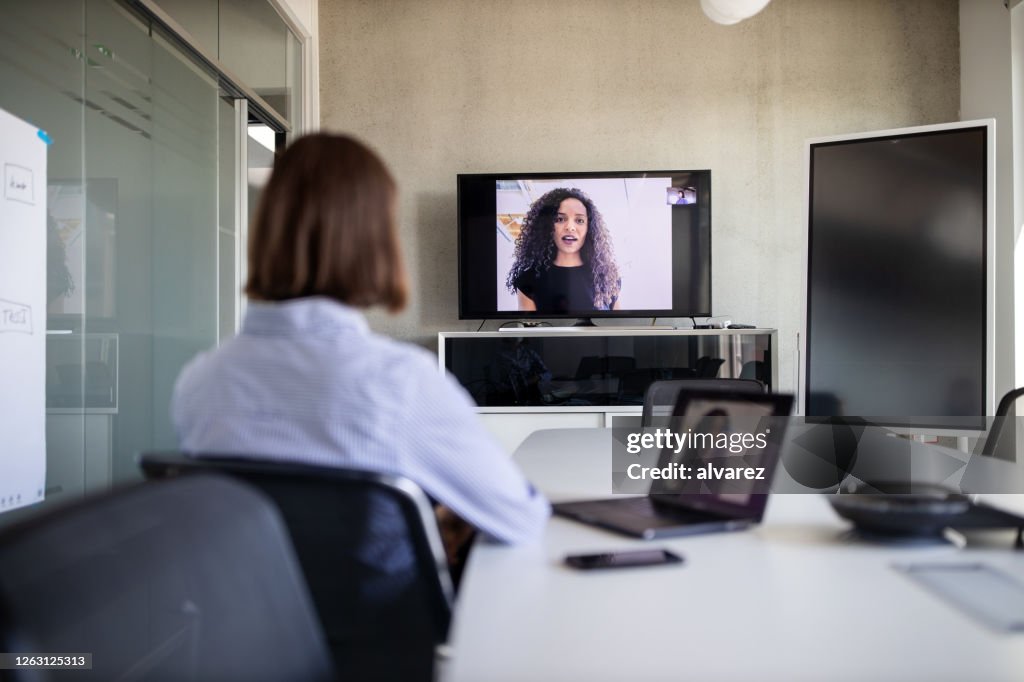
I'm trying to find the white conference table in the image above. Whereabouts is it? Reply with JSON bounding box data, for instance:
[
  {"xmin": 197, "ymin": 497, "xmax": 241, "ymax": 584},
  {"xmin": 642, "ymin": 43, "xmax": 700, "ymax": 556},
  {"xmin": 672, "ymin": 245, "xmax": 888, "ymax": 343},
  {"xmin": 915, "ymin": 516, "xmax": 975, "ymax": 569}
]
[{"xmin": 445, "ymin": 428, "xmax": 1024, "ymax": 682}]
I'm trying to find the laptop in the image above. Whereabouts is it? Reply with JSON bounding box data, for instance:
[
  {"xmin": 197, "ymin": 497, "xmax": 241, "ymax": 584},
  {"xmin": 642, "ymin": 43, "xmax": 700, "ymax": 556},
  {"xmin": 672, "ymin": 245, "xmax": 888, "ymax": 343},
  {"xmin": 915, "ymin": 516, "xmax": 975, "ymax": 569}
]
[{"xmin": 554, "ymin": 390, "xmax": 794, "ymax": 539}]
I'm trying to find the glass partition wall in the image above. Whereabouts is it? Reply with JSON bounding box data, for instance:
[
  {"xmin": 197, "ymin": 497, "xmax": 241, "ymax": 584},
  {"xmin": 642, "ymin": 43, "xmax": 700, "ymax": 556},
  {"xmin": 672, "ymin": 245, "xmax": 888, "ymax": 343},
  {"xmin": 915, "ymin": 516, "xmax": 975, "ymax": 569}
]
[{"xmin": 0, "ymin": 0, "xmax": 302, "ymax": 524}]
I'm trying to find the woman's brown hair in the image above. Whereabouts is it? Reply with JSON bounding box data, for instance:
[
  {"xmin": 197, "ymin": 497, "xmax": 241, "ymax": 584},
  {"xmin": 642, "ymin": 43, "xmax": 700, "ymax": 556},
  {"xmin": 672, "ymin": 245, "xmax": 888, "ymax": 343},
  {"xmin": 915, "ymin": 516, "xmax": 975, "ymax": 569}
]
[{"xmin": 245, "ymin": 133, "xmax": 407, "ymax": 311}]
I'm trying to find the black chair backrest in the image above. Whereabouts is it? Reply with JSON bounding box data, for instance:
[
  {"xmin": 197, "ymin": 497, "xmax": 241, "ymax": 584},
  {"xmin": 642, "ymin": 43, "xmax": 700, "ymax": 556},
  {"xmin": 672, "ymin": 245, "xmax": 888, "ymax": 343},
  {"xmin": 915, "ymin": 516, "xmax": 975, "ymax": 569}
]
[
  {"xmin": 980, "ymin": 387, "xmax": 1024, "ymax": 461},
  {"xmin": 694, "ymin": 356, "xmax": 726, "ymax": 378},
  {"xmin": 642, "ymin": 378, "xmax": 766, "ymax": 427},
  {"xmin": 140, "ymin": 453, "xmax": 453, "ymax": 682},
  {"xmin": 0, "ymin": 475, "xmax": 333, "ymax": 682}
]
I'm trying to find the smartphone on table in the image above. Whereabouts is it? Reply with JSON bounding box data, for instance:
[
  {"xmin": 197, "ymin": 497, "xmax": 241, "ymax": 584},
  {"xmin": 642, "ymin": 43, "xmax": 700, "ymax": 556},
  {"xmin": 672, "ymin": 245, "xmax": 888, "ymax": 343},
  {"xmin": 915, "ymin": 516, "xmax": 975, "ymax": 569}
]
[{"xmin": 564, "ymin": 548, "xmax": 684, "ymax": 570}]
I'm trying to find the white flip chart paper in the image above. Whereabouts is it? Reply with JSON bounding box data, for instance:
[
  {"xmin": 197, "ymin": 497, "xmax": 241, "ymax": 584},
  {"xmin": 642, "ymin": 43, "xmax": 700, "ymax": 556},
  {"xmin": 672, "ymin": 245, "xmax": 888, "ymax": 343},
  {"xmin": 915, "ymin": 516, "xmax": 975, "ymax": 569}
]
[{"xmin": 0, "ymin": 107, "xmax": 48, "ymax": 513}]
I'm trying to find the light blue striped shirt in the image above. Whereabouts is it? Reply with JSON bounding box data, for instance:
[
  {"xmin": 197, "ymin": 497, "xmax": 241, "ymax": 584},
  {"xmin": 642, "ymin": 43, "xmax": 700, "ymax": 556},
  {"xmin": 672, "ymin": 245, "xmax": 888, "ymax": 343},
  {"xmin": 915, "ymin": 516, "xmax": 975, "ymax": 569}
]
[{"xmin": 171, "ymin": 297, "xmax": 549, "ymax": 544}]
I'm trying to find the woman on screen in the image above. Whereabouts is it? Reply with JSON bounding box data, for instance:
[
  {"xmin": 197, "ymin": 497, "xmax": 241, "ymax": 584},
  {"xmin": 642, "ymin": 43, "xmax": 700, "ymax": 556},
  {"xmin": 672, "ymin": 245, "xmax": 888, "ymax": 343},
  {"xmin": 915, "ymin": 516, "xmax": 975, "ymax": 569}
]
[
  {"xmin": 506, "ymin": 187, "xmax": 621, "ymax": 314},
  {"xmin": 171, "ymin": 134, "xmax": 549, "ymax": 556}
]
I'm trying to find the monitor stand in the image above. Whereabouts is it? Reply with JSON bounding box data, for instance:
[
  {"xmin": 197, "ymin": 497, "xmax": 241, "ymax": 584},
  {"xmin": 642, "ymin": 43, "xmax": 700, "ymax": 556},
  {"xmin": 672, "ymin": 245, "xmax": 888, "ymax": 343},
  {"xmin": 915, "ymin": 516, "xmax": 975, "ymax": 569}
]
[{"xmin": 572, "ymin": 318, "xmax": 597, "ymax": 327}]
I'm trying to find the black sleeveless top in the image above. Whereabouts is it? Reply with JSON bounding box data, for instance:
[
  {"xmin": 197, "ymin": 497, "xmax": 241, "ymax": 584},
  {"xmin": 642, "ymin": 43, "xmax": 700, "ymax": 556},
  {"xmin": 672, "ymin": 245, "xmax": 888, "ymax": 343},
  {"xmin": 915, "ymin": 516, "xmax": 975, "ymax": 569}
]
[{"xmin": 514, "ymin": 265, "xmax": 599, "ymax": 314}]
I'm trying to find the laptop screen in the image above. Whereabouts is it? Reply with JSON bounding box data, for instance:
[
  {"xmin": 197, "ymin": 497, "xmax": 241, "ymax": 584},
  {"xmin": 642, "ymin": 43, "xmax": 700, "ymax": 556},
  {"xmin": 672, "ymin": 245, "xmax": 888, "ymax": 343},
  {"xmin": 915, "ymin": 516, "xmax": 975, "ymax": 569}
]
[{"xmin": 649, "ymin": 391, "xmax": 794, "ymax": 519}]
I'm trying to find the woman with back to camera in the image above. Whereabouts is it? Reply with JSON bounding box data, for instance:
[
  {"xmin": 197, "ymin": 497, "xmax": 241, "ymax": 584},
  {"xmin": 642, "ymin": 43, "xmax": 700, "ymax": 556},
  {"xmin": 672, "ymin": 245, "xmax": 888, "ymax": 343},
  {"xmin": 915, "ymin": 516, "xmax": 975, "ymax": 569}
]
[
  {"xmin": 171, "ymin": 133, "xmax": 549, "ymax": 550},
  {"xmin": 506, "ymin": 187, "xmax": 621, "ymax": 314}
]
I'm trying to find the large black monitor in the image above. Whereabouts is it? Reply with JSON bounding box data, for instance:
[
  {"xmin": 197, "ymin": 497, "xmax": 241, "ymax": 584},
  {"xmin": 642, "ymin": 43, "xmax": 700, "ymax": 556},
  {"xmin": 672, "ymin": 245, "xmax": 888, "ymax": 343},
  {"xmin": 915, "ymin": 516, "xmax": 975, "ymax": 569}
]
[
  {"xmin": 805, "ymin": 121, "xmax": 994, "ymax": 429},
  {"xmin": 458, "ymin": 171, "xmax": 712, "ymax": 320}
]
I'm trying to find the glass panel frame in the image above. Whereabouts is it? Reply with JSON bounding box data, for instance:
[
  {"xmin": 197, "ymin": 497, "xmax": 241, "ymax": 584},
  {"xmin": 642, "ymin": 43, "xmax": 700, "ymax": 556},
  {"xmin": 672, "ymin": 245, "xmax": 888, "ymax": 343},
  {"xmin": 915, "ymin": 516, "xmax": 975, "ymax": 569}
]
[
  {"xmin": 0, "ymin": 2, "xmax": 88, "ymax": 524},
  {"xmin": 0, "ymin": 0, "xmax": 307, "ymax": 524}
]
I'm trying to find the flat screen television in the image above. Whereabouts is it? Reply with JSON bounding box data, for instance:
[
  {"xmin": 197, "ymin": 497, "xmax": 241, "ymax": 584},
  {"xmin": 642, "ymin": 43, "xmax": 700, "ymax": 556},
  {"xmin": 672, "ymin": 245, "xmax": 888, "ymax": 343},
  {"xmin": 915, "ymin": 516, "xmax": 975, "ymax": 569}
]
[
  {"xmin": 458, "ymin": 171, "xmax": 712, "ymax": 320},
  {"xmin": 804, "ymin": 120, "xmax": 994, "ymax": 430}
]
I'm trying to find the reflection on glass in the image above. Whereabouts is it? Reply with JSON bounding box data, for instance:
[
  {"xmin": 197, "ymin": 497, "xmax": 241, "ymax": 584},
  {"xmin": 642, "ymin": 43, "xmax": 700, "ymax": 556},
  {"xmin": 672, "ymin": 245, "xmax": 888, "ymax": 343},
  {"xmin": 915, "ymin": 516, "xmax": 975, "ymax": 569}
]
[
  {"xmin": 445, "ymin": 334, "xmax": 774, "ymax": 407},
  {"xmin": 0, "ymin": 2, "xmax": 88, "ymax": 522},
  {"xmin": 47, "ymin": 180, "xmax": 117, "ymax": 318},
  {"xmin": 0, "ymin": 0, "xmax": 232, "ymax": 522},
  {"xmin": 220, "ymin": 0, "xmax": 295, "ymax": 122},
  {"xmin": 156, "ymin": 0, "xmax": 303, "ymax": 128},
  {"xmin": 150, "ymin": 0, "xmax": 218, "ymax": 55},
  {"xmin": 46, "ymin": 334, "xmax": 118, "ymax": 409}
]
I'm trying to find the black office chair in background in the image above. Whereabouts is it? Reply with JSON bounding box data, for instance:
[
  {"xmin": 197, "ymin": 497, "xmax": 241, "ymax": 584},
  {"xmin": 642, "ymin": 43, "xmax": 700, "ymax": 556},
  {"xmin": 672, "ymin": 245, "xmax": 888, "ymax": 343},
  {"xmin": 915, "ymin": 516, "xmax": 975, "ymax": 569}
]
[
  {"xmin": 140, "ymin": 454, "xmax": 454, "ymax": 682},
  {"xmin": 0, "ymin": 475, "xmax": 334, "ymax": 682},
  {"xmin": 978, "ymin": 387, "xmax": 1024, "ymax": 462},
  {"xmin": 694, "ymin": 355, "xmax": 726, "ymax": 378},
  {"xmin": 739, "ymin": 359, "xmax": 768, "ymax": 384},
  {"xmin": 641, "ymin": 378, "xmax": 766, "ymax": 427}
]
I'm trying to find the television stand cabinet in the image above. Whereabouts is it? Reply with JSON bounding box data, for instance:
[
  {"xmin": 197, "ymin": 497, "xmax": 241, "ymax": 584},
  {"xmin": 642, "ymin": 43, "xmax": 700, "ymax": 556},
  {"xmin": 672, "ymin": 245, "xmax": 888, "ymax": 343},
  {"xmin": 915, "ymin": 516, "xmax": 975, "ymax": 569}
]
[{"xmin": 439, "ymin": 328, "xmax": 778, "ymax": 453}]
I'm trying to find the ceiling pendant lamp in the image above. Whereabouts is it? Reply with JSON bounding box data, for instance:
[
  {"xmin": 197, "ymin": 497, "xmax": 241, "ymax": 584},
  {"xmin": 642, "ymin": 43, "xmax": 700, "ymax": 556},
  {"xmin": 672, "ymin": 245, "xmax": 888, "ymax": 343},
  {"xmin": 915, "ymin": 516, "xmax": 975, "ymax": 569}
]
[{"xmin": 700, "ymin": 0, "xmax": 772, "ymax": 25}]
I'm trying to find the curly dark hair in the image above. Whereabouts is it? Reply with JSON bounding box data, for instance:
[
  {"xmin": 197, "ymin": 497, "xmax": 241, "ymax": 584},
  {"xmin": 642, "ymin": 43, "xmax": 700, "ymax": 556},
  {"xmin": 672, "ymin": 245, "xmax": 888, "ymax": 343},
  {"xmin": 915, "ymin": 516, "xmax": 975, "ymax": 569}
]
[{"xmin": 505, "ymin": 187, "xmax": 620, "ymax": 309}]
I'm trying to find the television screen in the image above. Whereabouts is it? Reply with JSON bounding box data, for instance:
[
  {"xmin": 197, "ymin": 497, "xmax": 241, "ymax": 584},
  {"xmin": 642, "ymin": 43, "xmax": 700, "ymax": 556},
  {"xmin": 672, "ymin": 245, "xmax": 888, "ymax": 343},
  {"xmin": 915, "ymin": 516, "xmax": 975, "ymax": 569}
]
[
  {"xmin": 805, "ymin": 123, "xmax": 990, "ymax": 429},
  {"xmin": 458, "ymin": 171, "xmax": 711, "ymax": 319}
]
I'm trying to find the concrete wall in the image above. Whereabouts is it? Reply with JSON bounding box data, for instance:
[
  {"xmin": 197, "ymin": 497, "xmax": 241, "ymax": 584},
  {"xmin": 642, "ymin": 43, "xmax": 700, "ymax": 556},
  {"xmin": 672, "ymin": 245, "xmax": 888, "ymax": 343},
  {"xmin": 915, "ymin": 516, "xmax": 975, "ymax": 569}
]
[{"xmin": 318, "ymin": 0, "xmax": 961, "ymax": 393}]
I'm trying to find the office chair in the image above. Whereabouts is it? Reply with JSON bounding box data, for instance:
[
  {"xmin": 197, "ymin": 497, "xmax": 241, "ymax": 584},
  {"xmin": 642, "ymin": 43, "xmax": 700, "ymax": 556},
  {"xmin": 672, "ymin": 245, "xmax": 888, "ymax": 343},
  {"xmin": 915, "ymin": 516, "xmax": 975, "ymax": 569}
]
[
  {"xmin": 641, "ymin": 378, "xmax": 766, "ymax": 427},
  {"xmin": 740, "ymin": 360, "xmax": 768, "ymax": 384},
  {"xmin": 140, "ymin": 453, "xmax": 454, "ymax": 682},
  {"xmin": 978, "ymin": 387, "xmax": 1024, "ymax": 462},
  {"xmin": 694, "ymin": 356, "xmax": 726, "ymax": 378},
  {"xmin": 0, "ymin": 475, "xmax": 333, "ymax": 682}
]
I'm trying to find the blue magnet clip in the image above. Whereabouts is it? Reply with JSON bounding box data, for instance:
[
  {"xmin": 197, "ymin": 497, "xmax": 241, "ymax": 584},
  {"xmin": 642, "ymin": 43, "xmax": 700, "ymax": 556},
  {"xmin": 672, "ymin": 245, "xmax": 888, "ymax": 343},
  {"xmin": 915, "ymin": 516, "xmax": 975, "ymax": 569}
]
[{"xmin": 37, "ymin": 129, "xmax": 53, "ymax": 145}]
